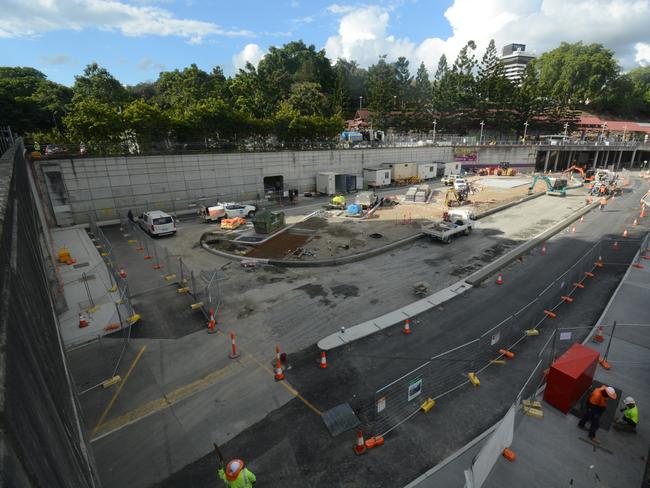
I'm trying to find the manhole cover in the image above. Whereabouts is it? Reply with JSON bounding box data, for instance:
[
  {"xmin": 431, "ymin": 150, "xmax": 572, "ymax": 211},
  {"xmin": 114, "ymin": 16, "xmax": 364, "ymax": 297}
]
[{"xmin": 321, "ymin": 403, "xmax": 360, "ymax": 437}]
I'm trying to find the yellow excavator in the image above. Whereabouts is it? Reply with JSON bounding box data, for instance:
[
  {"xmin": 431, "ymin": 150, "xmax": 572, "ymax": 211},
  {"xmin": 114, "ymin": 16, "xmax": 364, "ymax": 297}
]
[
  {"xmin": 445, "ymin": 188, "xmax": 470, "ymax": 207},
  {"xmin": 528, "ymin": 175, "xmax": 567, "ymax": 197}
]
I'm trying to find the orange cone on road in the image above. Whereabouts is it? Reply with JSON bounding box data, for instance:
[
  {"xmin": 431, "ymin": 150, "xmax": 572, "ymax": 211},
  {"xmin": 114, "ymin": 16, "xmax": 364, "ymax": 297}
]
[
  {"xmin": 229, "ymin": 332, "xmax": 240, "ymax": 359},
  {"xmin": 79, "ymin": 313, "xmax": 89, "ymax": 328},
  {"xmin": 623, "ymin": 228, "xmax": 629, "ymax": 238},
  {"xmin": 613, "ymin": 241, "xmax": 619, "ymax": 250},
  {"xmin": 354, "ymin": 430, "xmax": 367, "ymax": 456},
  {"xmin": 274, "ymin": 358, "xmax": 285, "ymax": 381},
  {"xmin": 593, "ymin": 326, "xmax": 605, "ymax": 343},
  {"xmin": 319, "ymin": 351, "xmax": 328, "ymax": 369},
  {"xmin": 540, "ymin": 244, "xmax": 547, "ymax": 256},
  {"xmin": 580, "ymin": 216, "xmax": 584, "ymax": 224},
  {"xmin": 633, "ymin": 218, "xmax": 638, "ymax": 226},
  {"xmin": 571, "ymin": 225, "xmax": 576, "ymax": 234},
  {"xmin": 595, "ymin": 256, "xmax": 604, "ymax": 268},
  {"xmin": 495, "ymin": 273, "xmax": 504, "ymax": 285},
  {"xmin": 207, "ymin": 308, "xmax": 216, "ymax": 334},
  {"xmin": 403, "ymin": 319, "xmax": 412, "ymax": 335},
  {"xmin": 118, "ymin": 268, "xmax": 127, "ymax": 279}
]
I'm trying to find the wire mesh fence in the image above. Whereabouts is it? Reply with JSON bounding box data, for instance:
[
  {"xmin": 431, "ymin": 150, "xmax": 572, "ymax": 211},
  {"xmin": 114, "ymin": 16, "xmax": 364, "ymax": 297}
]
[{"xmin": 363, "ymin": 236, "xmax": 642, "ymax": 438}]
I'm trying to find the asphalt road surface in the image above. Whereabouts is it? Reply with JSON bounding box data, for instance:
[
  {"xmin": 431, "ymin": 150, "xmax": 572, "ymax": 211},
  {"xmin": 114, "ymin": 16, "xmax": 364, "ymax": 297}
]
[{"xmin": 157, "ymin": 180, "xmax": 648, "ymax": 488}]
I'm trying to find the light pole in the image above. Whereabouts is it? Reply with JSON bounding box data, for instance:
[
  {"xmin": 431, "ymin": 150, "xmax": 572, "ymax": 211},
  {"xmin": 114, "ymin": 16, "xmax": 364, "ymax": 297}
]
[
  {"xmin": 523, "ymin": 121, "xmax": 529, "ymax": 144},
  {"xmin": 359, "ymin": 96, "xmax": 363, "ymax": 110},
  {"xmin": 393, "ymin": 95, "xmax": 397, "ymax": 110},
  {"xmin": 479, "ymin": 121, "xmax": 485, "ymax": 145},
  {"xmin": 623, "ymin": 125, "xmax": 627, "ymax": 142},
  {"xmin": 433, "ymin": 120, "xmax": 437, "ymax": 145},
  {"xmin": 563, "ymin": 123, "xmax": 569, "ymax": 143},
  {"xmin": 600, "ymin": 123, "xmax": 607, "ymax": 143}
]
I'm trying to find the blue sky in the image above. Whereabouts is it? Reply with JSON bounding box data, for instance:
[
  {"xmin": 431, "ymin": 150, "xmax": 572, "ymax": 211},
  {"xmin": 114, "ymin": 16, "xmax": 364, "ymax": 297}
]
[{"xmin": 1, "ymin": 0, "xmax": 649, "ymax": 87}]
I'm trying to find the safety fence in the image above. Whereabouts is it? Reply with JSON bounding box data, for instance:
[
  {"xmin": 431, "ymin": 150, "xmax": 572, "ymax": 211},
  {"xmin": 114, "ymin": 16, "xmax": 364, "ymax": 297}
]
[
  {"xmin": 362, "ymin": 235, "xmax": 644, "ymax": 438},
  {"xmin": 119, "ymin": 215, "xmax": 222, "ymax": 320}
]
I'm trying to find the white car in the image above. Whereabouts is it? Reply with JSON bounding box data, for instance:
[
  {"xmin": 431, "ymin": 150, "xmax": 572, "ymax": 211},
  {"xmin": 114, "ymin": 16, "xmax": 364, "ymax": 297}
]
[
  {"xmin": 223, "ymin": 203, "xmax": 257, "ymax": 219},
  {"xmin": 453, "ymin": 178, "xmax": 468, "ymax": 191},
  {"xmin": 138, "ymin": 210, "xmax": 176, "ymax": 236}
]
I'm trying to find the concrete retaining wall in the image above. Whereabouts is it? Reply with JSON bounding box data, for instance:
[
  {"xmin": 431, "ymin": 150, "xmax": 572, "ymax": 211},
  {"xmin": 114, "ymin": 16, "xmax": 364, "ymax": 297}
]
[{"xmin": 38, "ymin": 145, "xmax": 537, "ymax": 225}]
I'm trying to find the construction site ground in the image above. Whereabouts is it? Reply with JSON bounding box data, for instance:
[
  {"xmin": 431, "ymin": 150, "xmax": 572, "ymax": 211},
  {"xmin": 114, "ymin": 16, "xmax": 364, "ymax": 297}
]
[
  {"xmin": 67, "ymin": 177, "xmax": 646, "ymax": 488},
  {"xmin": 203, "ymin": 175, "xmax": 548, "ymax": 262}
]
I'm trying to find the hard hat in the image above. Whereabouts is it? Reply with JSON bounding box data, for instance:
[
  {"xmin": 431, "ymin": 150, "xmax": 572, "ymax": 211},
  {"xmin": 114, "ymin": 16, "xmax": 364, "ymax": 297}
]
[
  {"xmin": 624, "ymin": 396, "xmax": 635, "ymax": 405},
  {"xmin": 225, "ymin": 459, "xmax": 245, "ymax": 481},
  {"xmin": 605, "ymin": 386, "xmax": 617, "ymax": 400}
]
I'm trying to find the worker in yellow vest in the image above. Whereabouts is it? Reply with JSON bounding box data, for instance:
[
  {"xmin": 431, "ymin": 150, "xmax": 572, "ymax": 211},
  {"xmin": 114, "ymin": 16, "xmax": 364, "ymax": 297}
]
[
  {"xmin": 218, "ymin": 459, "xmax": 256, "ymax": 488},
  {"xmin": 614, "ymin": 397, "xmax": 639, "ymax": 432}
]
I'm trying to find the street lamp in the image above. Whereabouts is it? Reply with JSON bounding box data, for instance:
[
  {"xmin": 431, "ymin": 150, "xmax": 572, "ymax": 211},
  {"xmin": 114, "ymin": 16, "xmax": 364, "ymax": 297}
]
[
  {"xmin": 359, "ymin": 96, "xmax": 364, "ymax": 110},
  {"xmin": 523, "ymin": 121, "xmax": 529, "ymax": 144},
  {"xmin": 623, "ymin": 125, "xmax": 627, "ymax": 142},
  {"xmin": 563, "ymin": 123, "xmax": 569, "ymax": 143},
  {"xmin": 393, "ymin": 95, "xmax": 397, "ymax": 110},
  {"xmin": 479, "ymin": 121, "xmax": 485, "ymax": 145},
  {"xmin": 433, "ymin": 120, "xmax": 437, "ymax": 145},
  {"xmin": 600, "ymin": 123, "xmax": 607, "ymax": 143}
]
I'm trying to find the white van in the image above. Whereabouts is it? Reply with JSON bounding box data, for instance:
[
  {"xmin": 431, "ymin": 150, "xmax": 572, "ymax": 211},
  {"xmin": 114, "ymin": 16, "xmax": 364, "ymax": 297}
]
[
  {"xmin": 138, "ymin": 210, "xmax": 176, "ymax": 236},
  {"xmin": 453, "ymin": 178, "xmax": 468, "ymax": 191}
]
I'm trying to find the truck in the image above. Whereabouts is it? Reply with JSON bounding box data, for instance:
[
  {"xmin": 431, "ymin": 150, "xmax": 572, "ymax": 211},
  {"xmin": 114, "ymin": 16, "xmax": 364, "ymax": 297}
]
[{"xmin": 421, "ymin": 209, "xmax": 476, "ymax": 243}]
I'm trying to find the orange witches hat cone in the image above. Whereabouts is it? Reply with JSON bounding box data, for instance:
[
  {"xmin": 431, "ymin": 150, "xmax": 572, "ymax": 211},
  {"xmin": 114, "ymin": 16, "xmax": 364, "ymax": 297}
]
[
  {"xmin": 495, "ymin": 273, "xmax": 504, "ymax": 285},
  {"xmin": 623, "ymin": 228, "xmax": 629, "ymax": 238},
  {"xmin": 580, "ymin": 216, "xmax": 585, "ymax": 224},
  {"xmin": 592, "ymin": 326, "xmax": 605, "ymax": 343},
  {"xmin": 613, "ymin": 241, "xmax": 619, "ymax": 250},
  {"xmin": 354, "ymin": 430, "xmax": 367, "ymax": 456},
  {"xmin": 319, "ymin": 351, "xmax": 328, "ymax": 369},
  {"xmin": 229, "ymin": 332, "xmax": 240, "ymax": 359},
  {"xmin": 119, "ymin": 268, "xmax": 127, "ymax": 279},
  {"xmin": 632, "ymin": 218, "xmax": 638, "ymax": 226},
  {"xmin": 79, "ymin": 313, "xmax": 89, "ymax": 328},
  {"xmin": 207, "ymin": 308, "xmax": 216, "ymax": 334},
  {"xmin": 571, "ymin": 225, "xmax": 576, "ymax": 234},
  {"xmin": 403, "ymin": 319, "xmax": 412, "ymax": 335},
  {"xmin": 274, "ymin": 358, "xmax": 285, "ymax": 381},
  {"xmin": 540, "ymin": 244, "xmax": 547, "ymax": 256}
]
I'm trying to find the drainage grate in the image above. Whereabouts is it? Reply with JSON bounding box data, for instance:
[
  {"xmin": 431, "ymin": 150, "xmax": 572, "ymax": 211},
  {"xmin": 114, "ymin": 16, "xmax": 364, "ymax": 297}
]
[
  {"xmin": 321, "ymin": 403, "xmax": 360, "ymax": 437},
  {"xmin": 73, "ymin": 262, "xmax": 90, "ymax": 269}
]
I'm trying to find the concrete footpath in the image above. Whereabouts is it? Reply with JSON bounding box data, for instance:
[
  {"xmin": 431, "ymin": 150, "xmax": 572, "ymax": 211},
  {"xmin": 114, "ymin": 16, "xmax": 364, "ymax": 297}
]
[{"xmin": 483, "ymin": 233, "xmax": 650, "ymax": 487}]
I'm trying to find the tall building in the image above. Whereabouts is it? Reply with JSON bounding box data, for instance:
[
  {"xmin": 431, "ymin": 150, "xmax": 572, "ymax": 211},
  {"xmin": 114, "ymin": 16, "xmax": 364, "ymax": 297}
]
[{"xmin": 500, "ymin": 43, "xmax": 535, "ymax": 83}]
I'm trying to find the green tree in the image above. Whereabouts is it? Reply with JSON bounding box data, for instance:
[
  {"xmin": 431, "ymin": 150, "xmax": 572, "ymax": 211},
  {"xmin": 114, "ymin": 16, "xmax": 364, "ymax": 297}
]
[
  {"xmin": 332, "ymin": 59, "xmax": 367, "ymax": 117},
  {"xmin": 393, "ymin": 57, "xmax": 412, "ymax": 110},
  {"xmin": 535, "ymin": 42, "xmax": 619, "ymax": 108},
  {"xmin": 451, "ymin": 40, "xmax": 478, "ymax": 114},
  {"xmin": 122, "ymin": 99, "xmax": 170, "ymax": 144},
  {"xmin": 414, "ymin": 62, "xmax": 431, "ymax": 110},
  {"xmin": 367, "ymin": 56, "xmax": 397, "ymax": 124},
  {"xmin": 287, "ymin": 82, "xmax": 328, "ymax": 116},
  {"xmin": 63, "ymin": 98, "xmax": 123, "ymax": 148},
  {"xmin": 476, "ymin": 39, "xmax": 513, "ymax": 132},
  {"xmin": 72, "ymin": 63, "xmax": 128, "ymax": 106},
  {"xmin": 155, "ymin": 64, "xmax": 226, "ymax": 110},
  {"xmin": 331, "ymin": 62, "xmax": 349, "ymax": 115}
]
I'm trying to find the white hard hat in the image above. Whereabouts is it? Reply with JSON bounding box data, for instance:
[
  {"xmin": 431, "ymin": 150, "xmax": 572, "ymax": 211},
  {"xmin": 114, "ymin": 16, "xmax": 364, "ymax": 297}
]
[
  {"xmin": 605, "ymin": 386, "xmax": 617, "ymax": 400},
  {"xmin": 624, "ymin": 396, "xmax": 635, "ymax": 405}
]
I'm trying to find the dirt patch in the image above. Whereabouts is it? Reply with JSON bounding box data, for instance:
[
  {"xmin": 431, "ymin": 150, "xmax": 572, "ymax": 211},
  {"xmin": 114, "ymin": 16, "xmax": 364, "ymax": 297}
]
[
  {"xmin": 296, "ymin": 283, "xmax": 328, "ymax": 299},
  {"xmin": 246, "ymin": 233, "xmax": 311, "ymax": 259},
  {"xmin": 330, "ymin": 284, "xmax": 360, "ymax": 298},
  {"xmin": 293, "ymin": 217, "xmax": 328, "ymax": 231},
  {"xmin": 327, "ymin": 223, "xmax": 358, "ymax": 239}
]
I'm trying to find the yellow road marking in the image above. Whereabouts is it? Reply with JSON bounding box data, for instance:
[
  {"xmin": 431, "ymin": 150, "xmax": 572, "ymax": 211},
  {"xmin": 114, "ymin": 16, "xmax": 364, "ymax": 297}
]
[
  {"xmin": 247, "ymin": 353, "xmax": 321, "ymax": 416},
  {"xmin": 92, "ymin": 345, "xmax": 146, "ymax": 437},
  {"xmin": 91, "ymin": 355, "xmax": 253, "ymax": 440}
]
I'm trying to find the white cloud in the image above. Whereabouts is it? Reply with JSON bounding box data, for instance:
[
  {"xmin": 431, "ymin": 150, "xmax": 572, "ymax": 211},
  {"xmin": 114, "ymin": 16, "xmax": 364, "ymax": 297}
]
[
  {"xmin": 39, "ymin": 54, "xmax": 74, "ymax": 65},
  {"xmin": 324, "ymin": 0, "xmax": 650, "ymax": 71},
  {"xmin": 0, "ymin": 0, "xmax": 255, "ymax": 44},
  {"xmin": 232, "ymin": 43, "xmax": 266, "ymax": 71},
  {"xmin": 137, "ymin": 58, "xmax": 166, "ymax": 70},
  {"xmin": 635, "ymin": 42, "xmax": 650, "ymax": 66}
]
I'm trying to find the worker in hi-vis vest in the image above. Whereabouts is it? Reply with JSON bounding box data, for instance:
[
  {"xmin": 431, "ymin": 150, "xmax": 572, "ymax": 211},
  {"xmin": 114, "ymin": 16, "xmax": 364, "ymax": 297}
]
[
  {"xmin": 614, "ymin": 396, "xmax": 639, "ymax": 432},
  {"xmin": 218, "ymin": 459, "xmax": 256, "ymax": 488},
  {"xmin": 578, "ymin": 385, "xmax": 617, "ymax": 443}
]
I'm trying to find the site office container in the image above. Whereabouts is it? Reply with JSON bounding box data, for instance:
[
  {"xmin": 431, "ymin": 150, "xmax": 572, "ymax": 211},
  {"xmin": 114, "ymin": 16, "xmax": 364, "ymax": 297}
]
[
  {"xmin": 443, "ymin": 162, "xmax": 462, "ymax": 176},
  {"xmin": 317, "ymin": 172, "xmax": 337, "ymax": 195},
  {"xmin": 381, "ymin": 162, "xmax": 417, "ymax": 180},
  {"xmin": 363, "ymin": 167, "xmax": 392, "ymax": 187},
  {"xmin": 417, "ymin": 163, "xmax": 437, "ymax": 180},
  {"xmin": 317, "ymin": 172, "xmax": 359, "ymax": 195},
  {"xmin": 335, "ymin": 174, "xmax": 358, "ymax": 193}
]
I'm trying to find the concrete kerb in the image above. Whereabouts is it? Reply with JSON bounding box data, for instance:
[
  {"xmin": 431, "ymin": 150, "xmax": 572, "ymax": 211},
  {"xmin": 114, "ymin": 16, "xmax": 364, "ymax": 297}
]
[{"xmin": 318, "ymin": 196, "xmax": 602, "ymax": 351}]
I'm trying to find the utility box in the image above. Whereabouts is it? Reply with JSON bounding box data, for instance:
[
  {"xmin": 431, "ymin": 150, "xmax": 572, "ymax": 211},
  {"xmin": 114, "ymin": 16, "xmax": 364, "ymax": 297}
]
[
  {"xmin": 363, "ymin": 168, "xmax": 391, "ymax": 187},
  {"xmin": 252, "ymin": 209, "xmax": 285, "ymax": 234},
  {"xmin": 381, "ymin": 162, "xmax": 417, "ymax": 181},
  {"xmin": 317, "ymin": 172, "xmax": 337, "ymax": 195},
  {"xmin": 444, "ymin": 162, "xmax": 462, "ymax": 176},
  {"xmin": 417, "ymin": 163, "xmax": 437, "ymax": 180},
  {"xmin": 544, "ymin": 343, "xmax": 600, "ymax": 414}
]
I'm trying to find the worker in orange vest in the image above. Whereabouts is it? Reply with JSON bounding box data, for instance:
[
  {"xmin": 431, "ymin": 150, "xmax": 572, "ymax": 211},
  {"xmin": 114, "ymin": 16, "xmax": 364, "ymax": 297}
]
[{"xmin": 578, "ymin": 385, "xmax": 617, "ymax": 443}]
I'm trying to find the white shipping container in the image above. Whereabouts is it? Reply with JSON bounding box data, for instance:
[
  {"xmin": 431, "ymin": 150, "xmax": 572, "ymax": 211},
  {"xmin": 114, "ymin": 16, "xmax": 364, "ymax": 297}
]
[
  {"xmin": 444, "ymin": 162, "xmax": 462, "ymax": 176},
  {"xmin": 363, "ymin": 168, "xmax": 392, "ymax": 187},
  {"xmin": 417, "ymin": 163, "xmax": 437, "ymax": 180},
  {"xmin": 317, "ymin": 172, "xmax": 337, "ymax": 195},
  {"xmin": 381, "ymin": 162, "xmax": 417, "ymax": 180}
]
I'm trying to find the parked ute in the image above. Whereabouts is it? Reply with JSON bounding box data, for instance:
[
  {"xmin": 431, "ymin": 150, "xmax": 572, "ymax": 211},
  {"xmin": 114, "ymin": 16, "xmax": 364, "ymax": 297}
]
[
  {"xmin": 138, "ymin": 210, "xmax": 176, "ymax": 236},
  {"xmin": 442, "ymin": 174, "xmax": 462, "ymax": 186},
  {"xmin": 223, "ymin": 203, "xmax": 257, "ymax": 219}
]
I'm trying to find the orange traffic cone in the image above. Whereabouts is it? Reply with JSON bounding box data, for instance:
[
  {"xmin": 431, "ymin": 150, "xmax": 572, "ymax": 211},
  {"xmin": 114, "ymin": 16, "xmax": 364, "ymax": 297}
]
[
  {"xmin": 623, "ymin": 228, "xmax": 629, "ymax": 238},
  {"xmin": 592, "ymin": 326, "xmax": 605, "ymax": 343},
  {"xmin": 495, "ymin": 273, "xmax": 504, "ymax": 285},
  {"xmin": 613, "ymin": 241, "xmax": 619, "ymax": 250},
  {"xmin": 579, "ymin": 216, "xmax": 584, "ymax": 224},
  {"xmin": 633, "ymin": 218, "xmax": 638, "ymax": 226},
  {"xmin": 275, "ymin": 345, "xmax": 281, "ymax": 363},
  {"xmin": 207, "ymin": 308, "xmax": 216, "ymax": 334},
  {"xmin": 595, "ymin": 256, "xmax": 604, "ymax": 268},
  {"xmin": 229, "ymin": 332, "xmax": 240, "ymax": 359},
  {"xmin": 319, "ymin": 351, "xmax": 328, "ymax": 369},
  {"xmin": 354, "ymin": 430, "xmax": 367, "ymax": 456},
  {"xmin": 571, "ymin": 225, "xmax": 576, "ymax": 234},
  {"xmin": 540, "ymin": 244, "xmax": 547, "ymax": 256},
  {"xmin": 119, "ymin": 268, "xmax": 127, "ymax": 279},
  {"xmin": 403, "ymin": 319, "xmax": 412, "ymax": 335},
  {"xmin": 79, "ymin": 313, "xmax": 89, "ymax": 328},
  {"xmin": 274, "ymin": 358, "xmax": 285, "ymax": 381},
  {"xmin": 641, "ymin": 206, "xmax": 646, "ymax": 218}
]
